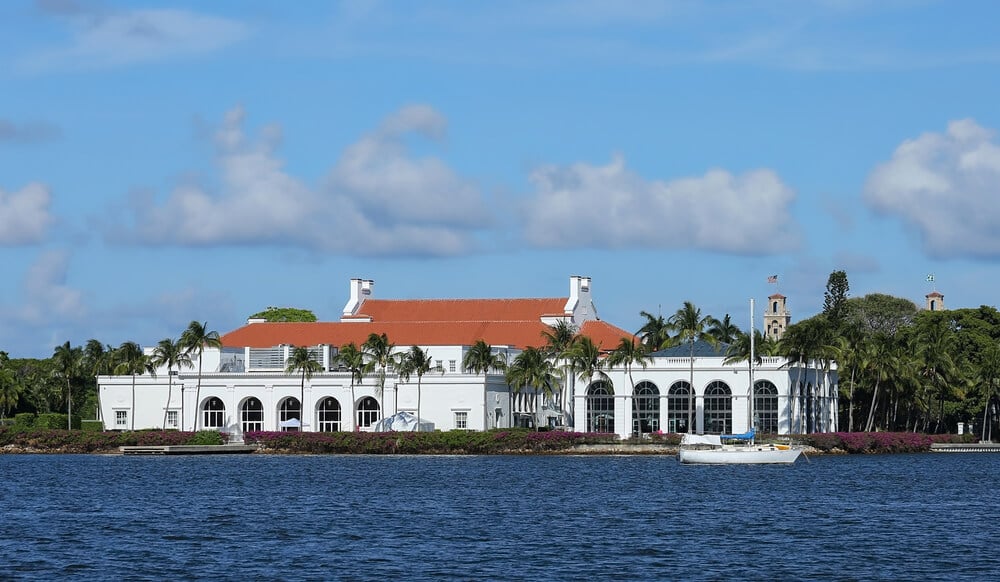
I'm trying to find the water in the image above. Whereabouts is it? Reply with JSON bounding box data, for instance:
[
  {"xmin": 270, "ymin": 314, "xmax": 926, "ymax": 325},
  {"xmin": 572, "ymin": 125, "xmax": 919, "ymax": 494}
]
[{"xmin": 1, "ymin": 453, "xmax": 998, "ymax": 580}]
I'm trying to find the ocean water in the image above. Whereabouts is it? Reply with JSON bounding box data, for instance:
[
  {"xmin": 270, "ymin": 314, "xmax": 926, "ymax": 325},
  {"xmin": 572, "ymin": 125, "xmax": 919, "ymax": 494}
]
[{"xmin": 1, "ymin": 452, "xmax": 997, "ymax": 581}]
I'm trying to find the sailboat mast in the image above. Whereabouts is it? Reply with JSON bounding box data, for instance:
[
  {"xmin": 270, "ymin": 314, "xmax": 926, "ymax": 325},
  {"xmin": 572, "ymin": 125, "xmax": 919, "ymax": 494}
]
[{"xmin": 749, "ymin": 298, "xmax": 755, "ymax": 431}]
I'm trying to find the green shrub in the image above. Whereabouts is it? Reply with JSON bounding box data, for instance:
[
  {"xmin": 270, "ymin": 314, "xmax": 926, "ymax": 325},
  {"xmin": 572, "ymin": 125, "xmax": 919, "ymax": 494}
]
[
  {"xmin": 35, "ymin": 413, "xmax": 81, "ymax": 430},
  {"xmin": 187, "ymin": 431, "xmax": 224, "ymax": 446},
  {"xmin": 13, "ymin": 413, "xmax": 35, "ymax": 428},
  {"xmin": 81, "ymin": 420, "xmax": 104, "ymax": 432}
]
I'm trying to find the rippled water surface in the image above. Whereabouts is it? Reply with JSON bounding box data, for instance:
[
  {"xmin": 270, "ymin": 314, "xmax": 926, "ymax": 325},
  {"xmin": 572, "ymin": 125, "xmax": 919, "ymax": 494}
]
[{"xmin": 2, "ymin": 452, "xmax": 998, "ymax": 580}]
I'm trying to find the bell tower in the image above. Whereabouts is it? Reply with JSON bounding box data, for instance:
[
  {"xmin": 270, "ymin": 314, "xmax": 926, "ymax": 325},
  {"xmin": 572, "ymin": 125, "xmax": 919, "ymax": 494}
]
[
  {"xmin": 925, "ymin": 291, "xmax": 945, "ymax": 312},
  {"xmin": 764, "ymin": 293, "xmax": 791, "ymax": 341}
]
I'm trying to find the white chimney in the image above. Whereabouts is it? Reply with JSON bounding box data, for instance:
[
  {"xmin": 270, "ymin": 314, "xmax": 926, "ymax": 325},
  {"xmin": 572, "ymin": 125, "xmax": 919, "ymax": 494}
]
[{"xmin": 341, "ymin": 278, "xmax": 375, "ymax": 319}]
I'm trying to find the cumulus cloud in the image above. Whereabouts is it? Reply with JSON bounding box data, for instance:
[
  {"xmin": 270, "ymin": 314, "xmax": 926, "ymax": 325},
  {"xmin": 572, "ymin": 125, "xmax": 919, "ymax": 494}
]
[
  {"xmin": 20, "ymin": 2, "xmax": 249, "ymax": 71},
  {"xmin": 0, "ymin": 183, "xmax": 54, "ymax": 244},
  {"xmin": 865, "ymin": 119, "xmax": 1000, "ymax": 258},
  {"xmin": 15, "ymin": 250, "xmax": 85, "ymax": 325},
  {"xmin": 522, "ymin": 155, "xmax": 799, "ymax": 253},
  {"xmin": 111, "ymin": 105, "xmax": 491, "ymax": 256}
]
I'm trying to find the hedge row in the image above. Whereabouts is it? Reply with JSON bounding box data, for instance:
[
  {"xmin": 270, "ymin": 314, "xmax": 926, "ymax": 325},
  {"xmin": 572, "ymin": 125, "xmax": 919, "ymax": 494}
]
[
  {"xmin": 798, "ymin": 431, "xmax": 974, "ymax": 454},
  {"xmin": 0, "ymin": 428, "xmax": 228, "ymax": 453},
  {"xmin": 244, "ymin": 429, "xmax": 622, "ymax": 454}
]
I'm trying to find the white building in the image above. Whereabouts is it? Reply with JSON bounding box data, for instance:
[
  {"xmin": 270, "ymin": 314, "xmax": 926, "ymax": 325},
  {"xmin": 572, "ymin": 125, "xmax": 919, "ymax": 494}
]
[{"xmin": 97, "ymin": 276, "xmax": 837, "ymax": 439}]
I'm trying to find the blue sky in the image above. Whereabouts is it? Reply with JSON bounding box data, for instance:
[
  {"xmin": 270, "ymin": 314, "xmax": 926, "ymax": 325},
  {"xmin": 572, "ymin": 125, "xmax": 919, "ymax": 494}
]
[{"xmin": 3, "ymin": 0, "xmax": 1000, "ymax": 358}]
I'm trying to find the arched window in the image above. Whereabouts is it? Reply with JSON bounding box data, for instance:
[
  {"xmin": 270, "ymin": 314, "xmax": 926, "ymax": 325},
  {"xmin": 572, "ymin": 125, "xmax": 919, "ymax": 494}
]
[
  {"xmin": 357, "ymin": 396, "xmax": 380, "ymax": 429},
  {"xmin": 703, "ymin": 381, "xmax": 732, "ymax": 434},
  {"xmin": 318, "ymin": 397, "xmax": 341, "ymax": 432},
  {"xmin": 279, "ymin": 397, "xmax": 301, "ymax": 432},
  {"xmin": 241, "ymin": 397, "xmax": 263, "ymax": 434},
  {"xmin": 203, "ymin": 397, "xmax": 225, "ymax": 430},
  {"xmin": 586, "ymin": 381, "xmax": 614, "ymax": 433},
  {"xmin": 633, "ymin": 381, "xmax": 659, "ymax": 435},
  {"xmin": 667, "ymin": 381, "xmax": 693, "ymax": 434},
  {"xmin": 753, "ymin": 381, "xmax": 778, "ymax": 434}
]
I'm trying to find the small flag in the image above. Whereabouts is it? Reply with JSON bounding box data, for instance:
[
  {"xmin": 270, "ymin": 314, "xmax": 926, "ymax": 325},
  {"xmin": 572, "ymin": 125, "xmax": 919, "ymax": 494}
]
[
  {"xmin": 926, "ymin": 274, "xmax": 935, "ymax": 282},
  {"xmin": 767, "ymin": 275, "xmax": 778, "ymax": 284}
]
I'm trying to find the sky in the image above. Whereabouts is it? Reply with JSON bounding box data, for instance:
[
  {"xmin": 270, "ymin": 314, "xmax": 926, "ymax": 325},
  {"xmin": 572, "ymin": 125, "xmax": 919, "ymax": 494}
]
[{"xmin": 2, "ymin": 0, "xmax": 1000, "ymax": 358}]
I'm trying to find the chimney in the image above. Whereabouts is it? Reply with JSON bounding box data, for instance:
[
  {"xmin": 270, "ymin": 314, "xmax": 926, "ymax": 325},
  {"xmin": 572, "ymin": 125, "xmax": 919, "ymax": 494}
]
[{"xmin": 342, "ymin": 278, "xmax": 374, "ymax": 319}]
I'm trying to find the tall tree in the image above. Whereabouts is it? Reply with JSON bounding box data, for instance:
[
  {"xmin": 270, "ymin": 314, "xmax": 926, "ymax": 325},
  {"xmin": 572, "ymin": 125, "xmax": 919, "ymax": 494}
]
[
  {"xmin": 83, "ymin": 340, "xmax": 114, "ymax": 423},
  {"xmin": 113, "ymin": 341, "xmax": 155, "ymax": 430},
  {"xmin": 505, "ymin": 347, "xmax": 556, "ymax": 429},
  {"xmin": 286, "ymin": 346, "xmax": 323, "ymax": 432},
  {"xmin": 668, "ymin": 302, "xmax": 719, "ymax": 433},
  {"xmin": 363, "ymin": 332, "xmax": 398, "ymax": 418},
  {"xmin": 823, "ymin": 270, "xmax": 851, "ymax": 329},
  {"xmin": 52, "ymin": 341, "xmax": 82, "ymax": 429},
  {"xmin": 606, "ymin": 338, "xmax": 652, "ymax": 436},
  {"xmin": 0, "ymin": 352, "xmax": 21, "ymax": 420},
  {"xmin": 462, "ymin": 339, "xmax": 506, "ymax": 429},
  {"xmin": 180, "ymin": 321, "xmax": 222, "ymax": 432},
  {"xmin": 637, "ymin": 310, "xmax": 670, "ymax": 350},
  {"xmin": 334, "ymin": 342, "xmax": 366, "ymax": 430},
  {"xmin": 398, "ymin": 346, "xmax": 441, "ymax": 432},
  {"xmin": 566, "ymin": 336, "xmax": 612, "ymax": 429},
  {"xmin": 151, "ymin": 338, "xmax": 193, "ymax": 430},
  {"xmin": 707, "ymin": 314, "xmax": 740, "ymax": 344},
  {"xmin": 540, "ymin": 321, "xmax": 579, "ymax": 426}
]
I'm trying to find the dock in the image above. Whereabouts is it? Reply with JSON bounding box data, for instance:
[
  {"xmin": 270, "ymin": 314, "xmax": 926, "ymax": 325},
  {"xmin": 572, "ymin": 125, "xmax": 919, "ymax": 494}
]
[
  {"xmin": 119, "ymin": 444, "xmax": 258, "ymax": 456},
  {"xmin": 930, "ymin": 442, "xmax": 1000, "ymax": 453}
]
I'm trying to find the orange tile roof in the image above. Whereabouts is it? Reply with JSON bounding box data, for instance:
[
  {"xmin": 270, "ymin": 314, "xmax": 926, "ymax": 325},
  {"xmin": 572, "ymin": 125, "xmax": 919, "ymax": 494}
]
[
  {"xmin": 351, "ymin": 298, "xmax": 568, "ymax": 322},
  {"xmin": 221, "ymin": 319, "xmax": 635, "ymax": 350}
]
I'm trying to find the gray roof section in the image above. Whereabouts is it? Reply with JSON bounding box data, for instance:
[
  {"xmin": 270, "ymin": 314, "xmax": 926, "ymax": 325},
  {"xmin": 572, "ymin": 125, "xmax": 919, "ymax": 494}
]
[{"xmin": 650, "ymin": 339, "xmax": 731, "ymax": 358}]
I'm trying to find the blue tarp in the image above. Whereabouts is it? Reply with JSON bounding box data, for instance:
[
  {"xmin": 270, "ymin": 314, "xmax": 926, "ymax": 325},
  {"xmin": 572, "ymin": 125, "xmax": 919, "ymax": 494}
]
[{"xmin": 721, "ymin": 427, "xmax": 756, "ymax": 440}]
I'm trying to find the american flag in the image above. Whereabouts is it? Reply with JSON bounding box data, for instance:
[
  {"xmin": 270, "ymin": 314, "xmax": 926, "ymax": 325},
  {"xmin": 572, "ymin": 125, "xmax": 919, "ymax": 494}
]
[{"xmin": 767, "ymin": 275, "xmax": 778, "ymax": 284}]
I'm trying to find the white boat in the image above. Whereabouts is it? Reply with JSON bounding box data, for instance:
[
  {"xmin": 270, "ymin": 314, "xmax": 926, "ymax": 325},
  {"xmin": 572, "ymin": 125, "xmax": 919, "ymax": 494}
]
[
  {"xmin": 677, "ymin": 429, "xmax": 802, "ymax": 465},
  {"xmin": 677, "ymin": 298, "xmax": 803, "ymax": 465}
]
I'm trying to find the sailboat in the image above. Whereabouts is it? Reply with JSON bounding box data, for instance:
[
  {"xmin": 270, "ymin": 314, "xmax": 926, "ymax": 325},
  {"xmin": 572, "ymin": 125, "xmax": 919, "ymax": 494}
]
[{"xmin": 678, "ymin": 298, "xmax": 803, "ymax": 465}]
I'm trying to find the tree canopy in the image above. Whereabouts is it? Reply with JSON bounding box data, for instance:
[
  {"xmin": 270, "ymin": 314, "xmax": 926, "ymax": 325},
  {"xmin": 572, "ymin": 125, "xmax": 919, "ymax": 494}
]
[{"xmin": 248, "ymin": 307, "xmax": 317, "ymax": 322}]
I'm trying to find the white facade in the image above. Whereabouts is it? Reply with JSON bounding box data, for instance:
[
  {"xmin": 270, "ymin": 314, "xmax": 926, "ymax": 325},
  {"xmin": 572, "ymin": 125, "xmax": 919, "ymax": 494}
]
[{"xmin": 98, "ymin": 344, "xmax": 837, "ymax": 439}]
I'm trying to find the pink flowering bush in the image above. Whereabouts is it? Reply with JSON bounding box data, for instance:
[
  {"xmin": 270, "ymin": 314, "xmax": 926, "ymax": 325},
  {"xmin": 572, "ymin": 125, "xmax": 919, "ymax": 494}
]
[{"xmin": 243, "ymin": 428, "xmax": 621, "ymax": 454}]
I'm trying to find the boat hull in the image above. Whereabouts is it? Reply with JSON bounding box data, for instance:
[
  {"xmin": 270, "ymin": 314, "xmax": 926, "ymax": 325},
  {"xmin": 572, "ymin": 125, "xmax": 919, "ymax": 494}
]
[{"xmin": 678, "ymin": 446, "xmax": 802, "ymax": 465}]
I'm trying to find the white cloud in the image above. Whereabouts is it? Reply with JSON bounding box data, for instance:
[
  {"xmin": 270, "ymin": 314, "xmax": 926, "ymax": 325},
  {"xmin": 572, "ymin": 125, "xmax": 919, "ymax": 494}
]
[
  {"xmin": 865, "ymin": 119, "xmax": 1000, "ymax": 258},
  {"xmin": 113, "ymin": 105, "xmax": 491, "ymax": 256},
  {"xmin": 20, "ymin": 4, "xmax": 249, "ymax": 71},
  {"xmin": 16, "ymin": 250, "xmax": 85, "ymax": 326},
  {"xmin": 522, "ymin": 155, "xmax": 799, "ymax": 253},
  {"xmin": 0, "ymin": 183, "xmax": 54, "ymax": 245}
]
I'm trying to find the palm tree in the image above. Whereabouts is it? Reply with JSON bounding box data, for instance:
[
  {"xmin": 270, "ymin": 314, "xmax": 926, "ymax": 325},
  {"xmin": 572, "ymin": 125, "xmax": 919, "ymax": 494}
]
[
  {"xmin": 83, "ymin": 339, "xmax": 114, "ymax": 424},
  {"xmin": 398, "ymin": 346, "xmax": 442, "ymax": 431},
  {"xmin": 151, "ymin": 338, "xmax": 193, "ymax": 430},
  {"xmin": 637, "ymin": 310, "xmax": 670, "ymax": 350},
  {"xmin": 708, "ymin": 314, "xmax": 740, "ymax": 344},
  {"xmin": 180, "ymin": 321, "xmax": 222, "ymax": 432},
  {"xmin": 52, "ymin": 341, "xmax": 82, "ymax": 430},
  {"xmin": 566, "ymin": 336, "xmax": 612, "ymax": 431},
  {"xmin": 362, "ymin": 332, "xmax": 398, "ymax": 418},
  {"xmin": 668, "ymin": 302, "xmax": 719, "ymax": 433},
  {"xmin": 286, "ymin": 346, "xmax": 324, "ymax": 432},
  {"xmin": 0, "ymin": 353, "xmax": 22, "ymax": 421},
  {"xmin": 113, "ymin": 341, "xmax": 155, "ymax": 430},
  {"xmin": 334, "ymin": 342, "xmax": 366, "ymax": 430},
  {"xmin": 505, "ymin": 347, "xmax": 556, "ymax": 429},
  {"xmin": 540, "ymin": 321, "xmax": 579, "ymax": 426},
  {"xmin": 606, "ymin": 337, "xmax": 652, "ymax": 436},
  {"xmin": 463, "ymin": 339, "xmax": 506, "ymax": 430}
]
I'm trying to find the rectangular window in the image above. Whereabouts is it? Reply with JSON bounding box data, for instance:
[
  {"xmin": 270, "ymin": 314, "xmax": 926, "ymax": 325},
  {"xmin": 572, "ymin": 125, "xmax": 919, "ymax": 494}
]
[
  {"xmin": 449, "ymin": 360, "xmax": 456, "ymax": 373},
  {"xmin": 454, "ymin": 411, "xmax": 468, "ymax": 429},
  {"xmin": 115, "ymin": 410, "xmax": 128, "ymax": 428},
  {"xmin": 165, "ymin": 410, "xmax": 178, "ymax": 429},
  {"xmin": 435, "ymin": 360, "xmax": 443, "ymax": 372}
]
